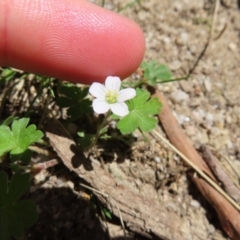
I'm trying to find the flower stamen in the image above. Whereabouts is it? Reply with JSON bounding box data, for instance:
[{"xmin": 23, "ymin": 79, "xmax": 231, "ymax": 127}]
[{"xmin": 105, "ymin": 90, "xmax": 118, "ymax": 104}]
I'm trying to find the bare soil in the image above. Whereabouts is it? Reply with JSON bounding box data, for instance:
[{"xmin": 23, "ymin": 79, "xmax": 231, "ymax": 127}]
[{"xmin": 2, "ymin": 0, "xmax": 240, "ymax": 239}]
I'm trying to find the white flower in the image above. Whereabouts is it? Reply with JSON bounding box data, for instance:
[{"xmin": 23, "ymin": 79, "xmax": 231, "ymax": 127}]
[{"xmin": 89, "ymin": 76, "xmax": 136, "ymax": 117}]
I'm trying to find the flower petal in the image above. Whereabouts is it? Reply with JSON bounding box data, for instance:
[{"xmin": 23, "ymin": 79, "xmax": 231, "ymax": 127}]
[
  {"xmin": 117, "ymin": 88, "xmax": 136, "ymax": 102},
  {"xmin": 110, "ymin": 102, "xmax": 129, "ymax": 117},
  {"xmin": 105, "ymin": 76, "xmax": 121, "ymax": 92},
  {"xmin": 92, "ymin": 99, "xmax": 110, "ymax": 114},
  {"xmin": 89, "ymin": 82, "xmax": 106, "ymax": 99}
]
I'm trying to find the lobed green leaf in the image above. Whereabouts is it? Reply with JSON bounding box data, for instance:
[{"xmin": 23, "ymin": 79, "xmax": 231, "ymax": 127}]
[
  {"xmin": 117, "ymin": 88, "xmax": 162, "ymax": 134},
  {"xmin": 141, "ymin": 60, "xmax": 172, "ymax": 86},
  {"xmin": 0, "ymin": 171, "xmax": 38, "ymax": 240},
  {"xmin": 56, "ymin": 84, "xmax": 92, "ymax": 120},
  {"xmin": 0, "ymin": 118, "xmax": 43, "ymax": 157}
]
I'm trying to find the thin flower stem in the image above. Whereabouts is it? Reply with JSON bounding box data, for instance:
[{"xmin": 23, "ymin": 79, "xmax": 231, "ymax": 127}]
[
  {"xmin": 155, "ymin": 75, "xmax": 190, "ymax": 84},
  {"xmin": 87, "ymin": 112, "xmax": 110, "ymax": 150}
]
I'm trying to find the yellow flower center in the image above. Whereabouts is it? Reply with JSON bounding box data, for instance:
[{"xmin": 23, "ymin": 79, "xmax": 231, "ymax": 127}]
[{"xmin": 105, "ymin": 90, "xmax": 118, "ymax": 104}]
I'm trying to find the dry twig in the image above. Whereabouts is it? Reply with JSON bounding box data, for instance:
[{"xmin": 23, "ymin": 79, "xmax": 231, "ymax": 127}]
[
  {"xmin": 199, "ymin": 145, "xmax": 240, "ymax": 204},
  {"xmin": 154, "ymin": 89, "xmax": 240, "ymax": 240}
]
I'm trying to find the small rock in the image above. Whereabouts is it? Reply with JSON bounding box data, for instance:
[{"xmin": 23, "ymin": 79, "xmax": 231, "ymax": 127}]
[
  {"xmin": 185, "ymin": 125, "xmax": 197, "ymax": 136},
  {"xmin": 200, "ymin": 130, "xmax": 209, "ymax": 144},
  {"xmin": 169, "ymin": 60, "xmax": 181, "ymax": 70},
  {"xmin": 176, "ymin": 32, "xmax": 189, "ymax": 45},
  {"xmin": 226, "ymin": 140, "xmax": 233, "ymax": 149},
  {"xmin": 209, "ymin": 127, "xmax": 220, "ymax": 136},
  {"xmin": 161, "ymin": 35, "xmax": 171, "ymax": 45},
  {"xmin": 208, "ymin": 224, "xmax": 215, "ymax": 234},
  {"xmin": 173, "ymin": 2, "xmax": 182, "ymax": 11},
  {"xmin": 154, "ymin": 156, "xmax": 161, "ymax": 163},
  {"xmin": 170, "ymin": 90, "xmax": 189, "ymax": 103},
  {"xmin": 190, "ymin": 199, "xmax": 200, "ymax": 208},
  {"xmin": 205, "ymin": 112, "xmax": 214, "ymax": 128},
  {"xmin": 180, "ymin": 81, "xmax": 192, "ymax": 93},
  {"xmin": 169, "ymin": 182, "xmax": 178, "ymax": 194},
  {"xmin": 203, "ymin": 78, "xmax": 212, "ymax": 92},
  {"xmin": 228, "ymin": 42, "xmax": 237, "ymax": 51},
  {"xmin": 189, "ymin": 98, "xmax": 201, "ymax": 107}
]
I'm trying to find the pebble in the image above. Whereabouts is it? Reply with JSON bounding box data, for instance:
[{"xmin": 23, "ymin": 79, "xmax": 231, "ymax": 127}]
[
  {"xmin": 190, "ymin": 200, "xmax": 200, "ymax": 208},
  {"xmin": 176, "ymin": 32, "xmax": 189, "ymax": 46},
  {"xmin": 209, "ymin": 127, "xmax": 220, "ymax": 136},
  {"xmin": 154, "ymin": 156, "xmax": 161, "ymax": 163},
  {"xmin": 208, "ymin": 224, "xmax": 216, "ymax": 234},
  {"xmin": 173, "ymin": 1, "xmax": 182, "ymax": 11},
  {"xmin": 228, "ymin": 42, "xmax": 237, "ymax": 51},
  {"xmin": 170, "ymin": 90, "xmax": 189, "ymax": 103},
  {"xmin": 205, "ymin": 112, "xmax": 214, "ymax": 128},
  {"xmin": 189, "ymin": 98, "xmax": 201, "ymax": 107},
  {"xmin": 203, "ymin": 78, "xmax": 212, "ymax": 92},
  {"xmin": 200, "ymin": 130, "xmax": 209, "ymax": 144},
  {"xmin": 169, "ymin": 60, "xmax": 182, "ymax": 70},
  {"xmin": 180, "ymin": 80, "xmax": 192, "ymax": 93},
  {"xmin": 185, "ymin": 125, "xmax": 197, "ymax": 136}
]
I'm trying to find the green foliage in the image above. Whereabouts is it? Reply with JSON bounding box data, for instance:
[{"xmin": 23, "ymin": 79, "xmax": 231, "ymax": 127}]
[
  {"xmin": 141, "ymin": 60, "xmax": 172, "ymax": 85},
  {"xmin": 56, "ymin": 84, "xmax": 92, "ymax": 121},
  {"xmin": 118, "ymin": 0, "xmax": 141, "ymax": 12},
  {"xmin": 1, "ymin": 116, "xmax": 17, "ymax": 126},
  {"xmin": 10, "ymin": 149, "xmax": 32, "ymax": 165},
  {"xmin": 0, "ymin": 68, "xmax": 18, "ymax": 86},
  {"xmin": 0, "ymin": 171, "xmax": 38, "ymax": 240},
  {"xmin": 0, "ymin": 118, "xmax": 43, "ymax": 163},
  {"xmin": 103, "ymin": 208, "xmax": 112, "ymax": 220},
  {"xmin": 116, "ymin": 88, "xmax": 162, "ymax": 134},
  {"xmin": 77, "ymin": 131, "xmax": 93, "ymax": 148}
]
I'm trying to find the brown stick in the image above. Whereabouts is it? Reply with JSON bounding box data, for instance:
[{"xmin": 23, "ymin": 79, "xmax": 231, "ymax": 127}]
[
  {"xmin": 155, "ymin": 90, "xmax": 240, "ymax": 240},
  {"xmin": 199, "ymin": 145, "xmax": 240, "ymax": 203}
]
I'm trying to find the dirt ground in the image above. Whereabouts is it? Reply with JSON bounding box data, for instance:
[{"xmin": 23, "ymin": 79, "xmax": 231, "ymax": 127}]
[{"xmin": 9, "ymin": 0, "xmax": 240, "ymax": 239}]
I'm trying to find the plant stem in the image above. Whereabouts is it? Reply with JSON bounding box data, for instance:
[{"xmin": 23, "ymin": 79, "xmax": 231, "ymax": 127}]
[{"xmin": 87, "ymin": 111, "xmax": 110, "ymax": 150}]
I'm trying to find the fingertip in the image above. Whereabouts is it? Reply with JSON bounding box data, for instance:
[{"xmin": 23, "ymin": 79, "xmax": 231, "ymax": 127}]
[{"xmin": 0, "ymin": 0, "xmax": 145, "ymax": 84}]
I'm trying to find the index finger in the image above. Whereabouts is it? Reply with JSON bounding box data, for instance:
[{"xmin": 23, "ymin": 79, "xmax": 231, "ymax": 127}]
[{"xmin": 0, "ymin": 0, "xmax": 145, "ymax": 84}]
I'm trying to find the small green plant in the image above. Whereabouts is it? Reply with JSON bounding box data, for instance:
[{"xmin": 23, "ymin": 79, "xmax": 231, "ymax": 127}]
[
  {"xmin": 115, "ymin": 88, "xmax": 162, "ymax": 134},
  {"xmin": 56, "ymin": 83, "xmax": 92, "ymax": 121},
  {"xmin": 0, "ymin": 117, "xmax": 43, "ymax": 239},
  {"xmin": 0, "ymin": 59, "xmax": 175, "ymax": 235},
  {"xmin": 0, "ymin": 68, "xmax": 18, "ymax": 85},
  {"xmin": 0, "ymin": 117, "xmax": 43, "ymax": 164},
  {"xmin": 141, "ymin": 60, "xmax": 172, "ymax": 85},
  {"xmin": 84, "ymin": 75, "xmax": 162, "ymax": 148},
  {"xmin": 0, "ymin": 171, "xmax": 38, "ymax": 240},
  {"xmin": 118, "ymin": 0, "xmax": 142, "ymax": 12}
]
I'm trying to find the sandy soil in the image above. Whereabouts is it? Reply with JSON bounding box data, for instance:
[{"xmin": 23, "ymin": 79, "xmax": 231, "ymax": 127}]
[{"xmin": 2, "ymin": 0, "xmax": 240, "ymax": 239}]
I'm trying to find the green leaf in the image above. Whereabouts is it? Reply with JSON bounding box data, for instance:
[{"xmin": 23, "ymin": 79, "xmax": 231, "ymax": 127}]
[
  {"xmin": 0, "ymin": 118, "xmax": 43, "ymax": 157},
  {"xmin": 141, "ymin": 60, "xmax": 172, "ymax": 86},
  {"xmin": 0, "ymin": 68, "xmax": 17, "ymax": 83},
  {"xmin": 0, "ymin": 171, "xmax": 38, "ymax": 240},
  {"xmin": 10, "ymin": 149, "xmax": 32, "ymax": 164},
  {"xmin": 56, "ymin": 84, "xmax": 92, "ymax": 120},
  {"xmin": 117, "ymin": 88, "xmax": 162, "ymax": 134},
  {"xmin": 7, "ymin": 172, "xmax": 30, "ymax": 203},
  {"xmin": 77, "ymin": 132, "xmax": 93, "ymax": 148},
  {"xmin": 0, "ymin": 172, "xmax": 8, "ymax": 207},
  {"xmin": 11, "ymin": 200, "xmax": 37, "ymax": 235},
  {"xmin": 1, "ymin": 116, "xmax": 17, "ymax": 126},
  {"xmin": 103, "ymin": 208, "xmax": 112, "ymax": 220}
]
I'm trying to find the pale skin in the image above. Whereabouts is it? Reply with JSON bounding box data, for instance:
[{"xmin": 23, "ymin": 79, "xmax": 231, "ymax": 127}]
[{"xmin": 0, "ymin": 0, "xmax": 145, "ymax": 85}]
